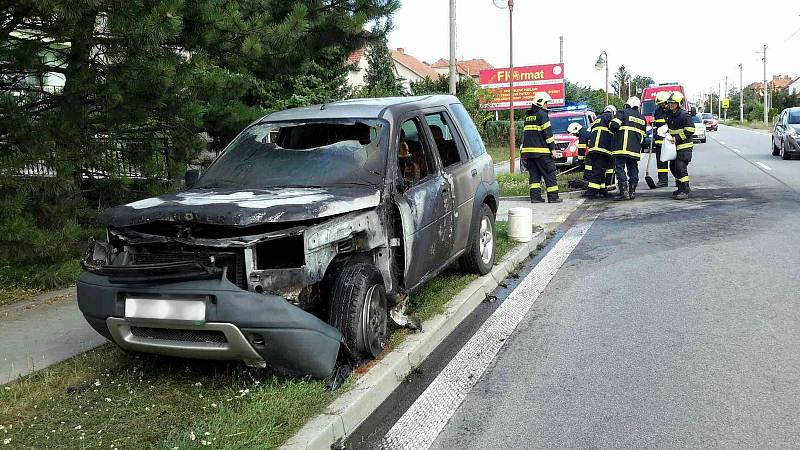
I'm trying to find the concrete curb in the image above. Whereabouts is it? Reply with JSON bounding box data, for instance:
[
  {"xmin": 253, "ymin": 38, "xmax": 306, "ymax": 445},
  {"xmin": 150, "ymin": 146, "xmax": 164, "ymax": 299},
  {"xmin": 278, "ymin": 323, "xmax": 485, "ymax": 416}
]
[
  {"xmin": 281, "ymin": 230, "xmax": 549, "ymax": 450},
  {"xmin": 0, "ymin": 286, "xmax": 76, "ymax": 317},
  {"xmin": 501, "ymin": 190, "xmax": 585, "ymax": 201}
]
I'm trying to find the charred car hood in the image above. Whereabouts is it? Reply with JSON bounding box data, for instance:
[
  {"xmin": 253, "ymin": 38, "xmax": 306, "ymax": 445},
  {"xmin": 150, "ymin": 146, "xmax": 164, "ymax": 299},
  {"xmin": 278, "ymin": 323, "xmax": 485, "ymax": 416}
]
[{"xmin": 100, "ymin": 187, "xmax": 382, "ymax": 227}]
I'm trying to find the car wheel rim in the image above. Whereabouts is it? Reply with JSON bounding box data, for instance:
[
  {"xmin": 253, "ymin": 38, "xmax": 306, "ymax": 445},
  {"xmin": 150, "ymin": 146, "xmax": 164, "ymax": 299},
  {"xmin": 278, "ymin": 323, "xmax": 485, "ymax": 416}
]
[
  {"xmin": 479, "ymin": 216, "xmax": 494, "ymax": 265},
  {"xmin": 361, "ymin": 285, "xmax": 387, "ymax": 357}
]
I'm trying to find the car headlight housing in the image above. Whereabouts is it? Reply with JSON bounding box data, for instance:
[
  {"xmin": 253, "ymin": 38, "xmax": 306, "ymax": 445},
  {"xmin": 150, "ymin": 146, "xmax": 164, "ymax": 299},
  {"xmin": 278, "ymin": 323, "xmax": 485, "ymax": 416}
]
[{"xmin": 788, "ymin": 127, "xmax": 800, "ymax": 138}]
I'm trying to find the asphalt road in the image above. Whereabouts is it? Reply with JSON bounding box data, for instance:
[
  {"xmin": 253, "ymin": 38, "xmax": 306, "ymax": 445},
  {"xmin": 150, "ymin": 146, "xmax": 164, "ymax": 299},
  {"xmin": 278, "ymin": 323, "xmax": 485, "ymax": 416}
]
[{"xmin": 353, "ymin": 125, "xmax": 800, "ymax": 448}]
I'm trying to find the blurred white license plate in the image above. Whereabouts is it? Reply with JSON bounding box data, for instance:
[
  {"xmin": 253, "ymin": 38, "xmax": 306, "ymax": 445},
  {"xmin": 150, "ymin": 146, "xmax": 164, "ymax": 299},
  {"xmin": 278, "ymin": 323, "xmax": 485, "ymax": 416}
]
[
  {"xmin": 554, "ymin": 151, "xmax": 563, "ymax": 158},
  {"xmin": 125, "ymin": 296, "xmax": 205, "ymax": 321}
]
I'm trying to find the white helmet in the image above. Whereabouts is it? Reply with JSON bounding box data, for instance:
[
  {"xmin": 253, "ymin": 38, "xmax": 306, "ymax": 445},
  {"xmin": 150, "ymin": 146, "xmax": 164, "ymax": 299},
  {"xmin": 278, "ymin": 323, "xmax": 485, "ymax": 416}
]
[
  {"xmin": 532, "ymin": 92, "xmax": 553, "ymax": 108},
  {"xmin": 603, "ymin": 104, "xmax": 617, "ymax": 115},
  {"xmin": 567, "ymin": 122, "xmax": 583, "ymax": 134},
  {"xmin": 625, "ymin": 96, "xmax": 641, "ymax": 109}
]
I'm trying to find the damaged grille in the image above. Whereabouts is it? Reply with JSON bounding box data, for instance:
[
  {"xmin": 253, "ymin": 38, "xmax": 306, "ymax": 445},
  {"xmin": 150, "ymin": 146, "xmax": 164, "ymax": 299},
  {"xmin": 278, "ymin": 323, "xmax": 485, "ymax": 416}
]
[
  {"xmin": 130, "ymin": 327, "xmax": 227, "ymax": 344},
  {"xmin": 132, "ymin": 251, "xmax": 246, "ymax": 288}
]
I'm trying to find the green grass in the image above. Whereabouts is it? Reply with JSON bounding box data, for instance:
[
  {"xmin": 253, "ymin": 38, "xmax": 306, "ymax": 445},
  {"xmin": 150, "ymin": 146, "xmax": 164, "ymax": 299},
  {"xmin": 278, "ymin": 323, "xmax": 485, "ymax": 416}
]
[
  {"xmin": 0, "ymin": 259, "xmax": 82, "ymax": 307},
  {"xmin": 725, "ymin": 120, "xmax": 773, "ymax": 131},
  {"xmin": 0, "ymin": 221, "xmax": 529, "ymax": 449},
  {"xmin": 497, "ymin": 168, "xmax": 585, "ymax": 197},
  {"xmin": 487, "ymin": 146, "xmax": 512, "ymax": 164}
]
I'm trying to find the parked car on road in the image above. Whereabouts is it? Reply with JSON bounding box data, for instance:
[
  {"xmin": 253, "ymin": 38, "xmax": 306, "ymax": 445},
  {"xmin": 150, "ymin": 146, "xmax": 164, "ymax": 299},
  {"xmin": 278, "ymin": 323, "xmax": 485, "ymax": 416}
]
[
  {"xmin": 701, "ymin": 113, "xmax": 718, "ymax": 131},
  {"xmin": 693, "ymin": 115, "xmax": 707, "ymax": 143},
  {"xmin": 77, "ymin": 95, "xmax": 500, "ymax": 378},
  {"xmin": 772, "ymin": 107, "xmax": 800, "ymax": 160}
]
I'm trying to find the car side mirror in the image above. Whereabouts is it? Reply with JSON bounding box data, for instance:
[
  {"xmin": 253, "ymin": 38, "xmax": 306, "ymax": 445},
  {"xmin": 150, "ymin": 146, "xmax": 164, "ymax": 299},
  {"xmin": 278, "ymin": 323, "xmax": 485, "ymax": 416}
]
[{"xmin": 185, "ymin": 169, "xmax": 200, "ymax": 188}]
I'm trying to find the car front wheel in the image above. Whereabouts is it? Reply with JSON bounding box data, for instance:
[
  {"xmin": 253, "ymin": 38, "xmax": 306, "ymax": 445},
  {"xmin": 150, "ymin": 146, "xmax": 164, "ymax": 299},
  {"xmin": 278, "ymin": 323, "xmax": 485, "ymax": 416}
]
[
  {"xmin": 781, "ymin": 140, "xmax": 791, "ymax": 160},
  {"xmin": 459, "ymin": 203, "xmax": 496, "ymax": 275},
  {"xmin": 772, "ymin": 137, "xmax": 780, "ymax": 156},
  {"xmin": 329, "ymin": 263, "xmax": 388, "ymax": 360}
]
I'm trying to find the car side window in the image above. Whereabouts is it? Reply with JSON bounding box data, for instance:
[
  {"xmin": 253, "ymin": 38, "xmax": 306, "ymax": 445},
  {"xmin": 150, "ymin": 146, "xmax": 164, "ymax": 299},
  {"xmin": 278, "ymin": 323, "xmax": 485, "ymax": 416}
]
[
  {"xmin": 399, "ymin": 118, "xmax": 436, "ymax": 185},
  {"xmin": 424, "ymin": 112, "xmax": 467, "ymax": 168},
  {"xmin": 449, "ymin": 103, "xmax": 487, "ymax": 157}
]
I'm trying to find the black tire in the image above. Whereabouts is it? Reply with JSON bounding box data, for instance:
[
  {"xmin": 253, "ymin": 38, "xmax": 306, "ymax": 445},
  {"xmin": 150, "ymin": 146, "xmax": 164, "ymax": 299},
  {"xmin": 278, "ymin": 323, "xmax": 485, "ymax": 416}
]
[
  {"xmin": 772, "ymin": 138, "xmax": 780, "ymax": 156},
  {"xmin": 701, "ymin": 137, "xmax": 707, "ymax": 143},
  {"xmin": 781, "ymin": 140, "xmax": 790, "ymax": 160},
  {"xmin": 329, "ymin": 263, "xmax": 387, "ymax": 360},
  {"xmin": 459, "ymin": 203, "xmax": 496, "ymax": 275}
]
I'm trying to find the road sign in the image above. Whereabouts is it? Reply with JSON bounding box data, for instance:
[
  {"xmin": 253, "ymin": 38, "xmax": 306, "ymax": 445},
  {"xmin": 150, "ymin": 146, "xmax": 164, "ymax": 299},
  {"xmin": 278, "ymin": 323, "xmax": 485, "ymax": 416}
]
[
  {"xmin": 722, "ymin": 98, "xmax": 730, "ymax": 109},
  {"xmin": 479, "ymin": 63, "xmax": 565, "ymax": 110}
]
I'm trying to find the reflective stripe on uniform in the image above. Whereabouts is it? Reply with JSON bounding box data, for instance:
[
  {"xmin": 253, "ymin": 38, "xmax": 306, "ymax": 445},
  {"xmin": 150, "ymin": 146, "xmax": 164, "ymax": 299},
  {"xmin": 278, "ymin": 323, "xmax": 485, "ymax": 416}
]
[
  {"xmin": 611, "ymin": 150, "xmax": 642, "ymax": 158},
  {"xmin": 530, "ymin": 183, "xmax": 541, "ymax": 189},
  {"xmin": 657, "ymin": 168, "xmax": 669, "ymax": 173},
  {"xmin": 627, "ymin": 116, "xmax": 646, "ymax": 126},
  {"xmin": 545, "ymin": 137, "xmax": 555, "ymax": 144},
  {"xmin": 611, "ymin": 118, "xmax": 623, "ymax": 126},
  {"xmin": 587, "ymin": 182, "xmax": 602, "ymax": 189},
  {"xmin": 605, "ymin": 168, "xmax": 615, "ymax": 174},
  {"xmin": 584, "ymin": 165, "xmax": 592, "ymax": 170},
  {"xmin": 521, "ymin": 147, "xmax": 551, "ymax": 154},
  {"xmin": 546, "ymin": 185, "xmax": 559, "ymax": 193},
  {"xmin": 578, "ymin": 156, "xmax": 585, "ymax": 161},
  {"xmin": 589, "ymin": 147, "xmax": 613, "ymax": 155},
  {"xmin": 677, "ymin": 176, "xmax": 689, "ymax": 183},
  {"xmin": 621, "ymin": 126, "xmax": 645, "ymax": 136},
  {"xmin": 677, "ymin": 142, "xmax": 693, "ymax": 150},
  {"xmin": 577, "ymin": 144, "xmax": 588, "ymax": 149}
]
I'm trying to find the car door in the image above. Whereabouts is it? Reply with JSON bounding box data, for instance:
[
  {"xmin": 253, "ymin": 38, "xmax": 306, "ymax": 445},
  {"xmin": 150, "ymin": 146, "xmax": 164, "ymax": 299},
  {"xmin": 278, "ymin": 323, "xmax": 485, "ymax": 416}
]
[
  {"xmin": 422, "ymin": 108, "xmax": 476, "ymax": 260},
  {"xmin": 393, "ymin": 114, "xmax": 454, "ymax": 290}
]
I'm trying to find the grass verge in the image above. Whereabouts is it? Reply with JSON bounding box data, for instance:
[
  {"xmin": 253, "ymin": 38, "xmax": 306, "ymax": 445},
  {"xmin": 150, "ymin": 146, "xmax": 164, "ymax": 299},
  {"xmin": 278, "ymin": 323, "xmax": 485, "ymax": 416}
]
[
  {"xmin": 0, "ymin": 259, "xmax": 82, "ymax": 307},
  {"xmin": 497, "ymin": 169, "xmax": 585, "ymax": 197},
  {"xmin": 1, "ymin": 222, "xmax": 524, "ymax": 449},
  {"xmin": 724, "ymin": 120, "xmax": 773, "ymax": 132},
  {"xmin": 487, "ymin": 146, "xmax": 511, "ymax": 164}
]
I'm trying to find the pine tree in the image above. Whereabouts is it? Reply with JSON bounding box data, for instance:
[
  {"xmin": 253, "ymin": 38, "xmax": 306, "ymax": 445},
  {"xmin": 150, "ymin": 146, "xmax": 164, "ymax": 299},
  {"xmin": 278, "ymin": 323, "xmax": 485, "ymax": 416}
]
[{"xmin": 360, "ymin": 24, "xmax": 404, "ymax": 97}]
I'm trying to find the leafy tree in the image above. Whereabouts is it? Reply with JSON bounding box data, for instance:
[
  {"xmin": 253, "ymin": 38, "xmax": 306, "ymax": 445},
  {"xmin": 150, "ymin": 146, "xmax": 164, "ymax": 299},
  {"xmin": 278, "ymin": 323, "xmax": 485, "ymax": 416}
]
[
  {"xmin": 409, "ymin": 75, "xmax": 493, "ymax": 127},
  {"xmin": 611, "ymin": 65, "xmax": 631, "ymax": 98}
]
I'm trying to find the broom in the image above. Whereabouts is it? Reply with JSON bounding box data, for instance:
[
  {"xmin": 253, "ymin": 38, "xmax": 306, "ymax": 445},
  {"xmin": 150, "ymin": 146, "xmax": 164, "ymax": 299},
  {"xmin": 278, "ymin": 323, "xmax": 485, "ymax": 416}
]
[{"xmin": 644, "ymin": 129, "xmax": 657, "ymax": 189}]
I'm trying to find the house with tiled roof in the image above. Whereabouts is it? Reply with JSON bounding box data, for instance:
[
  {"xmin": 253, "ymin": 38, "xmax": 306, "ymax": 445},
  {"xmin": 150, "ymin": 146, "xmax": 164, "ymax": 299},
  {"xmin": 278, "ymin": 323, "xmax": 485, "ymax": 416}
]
[
  {"xmin": 346, "ymin": 47, "xmax": 439, "ymax": 94},
  {"xmin": 431, "ymin": 58, "xmax": 494, "ymax": 81}
]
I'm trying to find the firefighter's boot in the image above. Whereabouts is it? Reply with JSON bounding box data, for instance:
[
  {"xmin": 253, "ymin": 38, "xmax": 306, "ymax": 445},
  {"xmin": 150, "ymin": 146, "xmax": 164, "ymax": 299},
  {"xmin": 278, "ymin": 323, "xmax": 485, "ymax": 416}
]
[
  {"xmin": 581, "ymin": 189, "xmax": 598, "ymax": 199},
  {"xmin": 628, "ymin": 182, "xmax": 637, "ymax": 200},
  {"xmin": 530, "ymin": 189, "xmax": 545, "ymax": 203},
  {"xmin": 547, "ymin": 192, "xmax": 562, "ymax": 203},
  {"xmin": 614, "ymin": 183, "xmax": 628, "ymax": 201}
]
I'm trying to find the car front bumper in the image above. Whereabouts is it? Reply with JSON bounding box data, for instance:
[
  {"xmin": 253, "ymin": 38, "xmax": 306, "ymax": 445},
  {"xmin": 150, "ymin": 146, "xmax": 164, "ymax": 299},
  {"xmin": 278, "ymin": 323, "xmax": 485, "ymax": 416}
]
[{"xmin": 77, "ymin": 272, "xmax": 343, "ymax": 378}]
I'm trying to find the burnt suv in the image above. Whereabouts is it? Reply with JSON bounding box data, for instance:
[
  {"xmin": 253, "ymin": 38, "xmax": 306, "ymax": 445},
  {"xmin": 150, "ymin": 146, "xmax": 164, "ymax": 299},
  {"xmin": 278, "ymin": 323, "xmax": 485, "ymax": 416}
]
[{"xmin": 78, "ymin": 95, "xmax": 500, "ymax": 378}]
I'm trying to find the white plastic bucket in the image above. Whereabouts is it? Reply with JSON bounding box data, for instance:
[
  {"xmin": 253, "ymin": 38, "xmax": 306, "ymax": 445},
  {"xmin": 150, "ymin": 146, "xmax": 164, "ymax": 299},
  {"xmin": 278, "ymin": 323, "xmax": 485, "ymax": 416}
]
[{"xmin": 507, "ymin": 207, "xmax": 533, "ymax": 243}]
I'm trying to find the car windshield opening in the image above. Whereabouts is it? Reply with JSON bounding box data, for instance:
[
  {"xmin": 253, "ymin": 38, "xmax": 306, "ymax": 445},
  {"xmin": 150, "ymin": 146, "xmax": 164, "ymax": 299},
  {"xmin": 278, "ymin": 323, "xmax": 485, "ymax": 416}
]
[
  {"xmin": 702, "ymin": 113, "xmax": 713, "ymax": 119},
  {"xmin": 692, "ymin": 115, "xmax": 702, "ymax": 123},
  {"xmin": 195, "ymin": 119, "xmax": 387, "ymax": 189},
  {"xmin": 551, "ymin": 115, "xmax": 587, "ymax": 134},
  {"xmin": 788, "ymin": 112, "xmax": 800, "ymax": 124},
  {"xmin": 641, "ymin": 100, "xmax": 656, "ymax": 116}
]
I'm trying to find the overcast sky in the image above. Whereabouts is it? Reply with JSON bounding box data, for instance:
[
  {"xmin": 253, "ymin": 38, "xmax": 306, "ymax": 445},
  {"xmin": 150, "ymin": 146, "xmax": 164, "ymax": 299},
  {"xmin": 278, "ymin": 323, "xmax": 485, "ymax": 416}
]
[{"xmin": 388, "ymin": 0, "xmax": 800, "ymax": 102}]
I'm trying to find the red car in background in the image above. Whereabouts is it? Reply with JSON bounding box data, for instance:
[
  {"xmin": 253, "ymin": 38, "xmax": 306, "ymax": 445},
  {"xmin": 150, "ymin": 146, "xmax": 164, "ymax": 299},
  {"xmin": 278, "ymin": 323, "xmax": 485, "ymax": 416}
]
[{"xmin": 701, "ymin": 112, "xmax": 718, "ymax": 131}]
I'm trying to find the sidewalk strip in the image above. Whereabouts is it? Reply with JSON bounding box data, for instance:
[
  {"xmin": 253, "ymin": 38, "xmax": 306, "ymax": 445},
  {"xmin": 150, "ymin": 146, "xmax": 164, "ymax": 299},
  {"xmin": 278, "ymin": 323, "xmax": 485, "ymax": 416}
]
[
  {"xmin": 755, "ymin": 162, "xmax": 772, "ymax": 171},
  {"xmin": 377, "ymin": 219, "xmax": 595, "ymax": 450}
]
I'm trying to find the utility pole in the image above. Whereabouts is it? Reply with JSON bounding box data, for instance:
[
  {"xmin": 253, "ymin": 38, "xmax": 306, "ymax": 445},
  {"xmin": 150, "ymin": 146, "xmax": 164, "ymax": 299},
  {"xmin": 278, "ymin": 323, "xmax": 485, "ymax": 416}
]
[
  {"xmin": 718, "ymin": 82, "xmax": 722, "ymax": 117},
  {"xmin": 508, "ymin": 0, "xmax": 515, "ymax": 173},
  {"xmin": 739, "ymin": 63, "xmax": 744, "ymax": 122},
  {"xmin": 559, "ymin": 35, "xmax": 563, "ymax": 64},
  {"xmin": 762, "ymin": 44, "xmax": 768, "ymax": 124},
  {"xmin": 448, "ymin": 0, "xmax": 457, "ymax": 95},
  {"xmin": 724, "ymin": 75, "xmax": 728, "ymax": 120}
]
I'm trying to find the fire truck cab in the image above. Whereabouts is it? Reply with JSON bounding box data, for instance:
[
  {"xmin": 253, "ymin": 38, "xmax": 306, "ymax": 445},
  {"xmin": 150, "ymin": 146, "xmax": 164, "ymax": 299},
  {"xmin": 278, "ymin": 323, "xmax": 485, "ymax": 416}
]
[{"xmin": 548, "ymin": 105, "xmax": 596, "ymax": 167}]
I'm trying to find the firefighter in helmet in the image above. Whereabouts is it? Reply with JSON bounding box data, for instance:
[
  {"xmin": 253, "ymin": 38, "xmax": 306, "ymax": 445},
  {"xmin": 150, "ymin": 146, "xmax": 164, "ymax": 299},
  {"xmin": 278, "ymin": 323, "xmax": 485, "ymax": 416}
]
[
  {"xmin": 521, "ymin": 92, "xmax": 561, "ymax": 203},
  {"xmin": 610, "ymin": 96, "xmax": 647, "ymax": 200},
  {"xmin": 665, "ymin": 92, "xmax": 695, "ymax": 199},
  {"xmin": 568, "ymin": 121, "xmax": 591, "ymax": 189},
  {"xmin": 583, "ymin": 104, "xmax": 616, "ymax": 199},
  {"xmin": 652, "ymin": 91, "xmax": 671, "ymax": 187}
]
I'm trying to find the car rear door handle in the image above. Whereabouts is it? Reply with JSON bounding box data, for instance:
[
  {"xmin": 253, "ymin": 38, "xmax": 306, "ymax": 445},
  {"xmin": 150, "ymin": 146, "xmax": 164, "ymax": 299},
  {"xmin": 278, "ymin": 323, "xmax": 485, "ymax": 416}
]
[{"xmin": 471, "ymin": 168, "xmax": 478, "ymax": 177}]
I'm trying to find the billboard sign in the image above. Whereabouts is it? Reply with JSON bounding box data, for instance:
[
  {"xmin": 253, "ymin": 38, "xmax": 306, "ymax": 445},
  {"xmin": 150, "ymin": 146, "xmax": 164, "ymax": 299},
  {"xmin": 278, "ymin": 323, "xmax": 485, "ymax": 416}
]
[{"xmin": 479, "ymin": 63, "xmax": 565, "ymax": 110}]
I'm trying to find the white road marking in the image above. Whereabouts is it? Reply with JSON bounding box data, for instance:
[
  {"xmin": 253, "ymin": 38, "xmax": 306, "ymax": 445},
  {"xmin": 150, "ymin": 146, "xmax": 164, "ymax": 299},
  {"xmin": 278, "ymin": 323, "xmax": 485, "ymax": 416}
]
[
  {"xmin": 755, "ymin": 162, "xmax": 772, "ymax": 171},
  {"xmin": 718, "ymin": 140, "xmax": 726, "ymax": 145},
  {"xmin": 378, "ymin": 219, "xmax": 595, "ymax": 450},
  {"xmin": 732, "ymin": 148, "xmax": 741, "ymax": 153}
]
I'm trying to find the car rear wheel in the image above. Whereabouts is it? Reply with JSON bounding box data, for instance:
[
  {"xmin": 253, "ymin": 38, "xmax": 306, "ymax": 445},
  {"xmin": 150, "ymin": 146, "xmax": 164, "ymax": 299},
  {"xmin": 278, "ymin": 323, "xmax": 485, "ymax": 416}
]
[
  {"xmin": 701, "ymin": 137, "xmax": 707, "ymax": 143},
  {"xmin": 459, "ymin": 203, "xmax": 496, "ymax": 275},
  {"xmin": 329, "ymin": 263, "xmax": 387, "ymax": 360},
  {"xmin": 772, "ymin": 138, "xmax": 780, "ymax": 156}
]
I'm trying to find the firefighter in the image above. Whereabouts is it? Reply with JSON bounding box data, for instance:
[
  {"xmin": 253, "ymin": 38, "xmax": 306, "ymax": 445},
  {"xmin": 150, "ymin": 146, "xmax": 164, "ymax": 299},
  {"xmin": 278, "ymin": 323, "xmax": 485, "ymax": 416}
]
[
  {"xmin": 610, "ymin": 97, "xmax": 647, "ymax": 200},
  {"xmin": 652, "ymin": 91, "xmax": 671, "ymax": 187},
  {"xmin": 583, "ymin": 105, "xmax": 617, "ymax": 199},
  {"xmin": 568, "ymin": 122, "xmax": 591, "ymax": 188},
  {"xmin": 665, "ymin": 92, "xmax": 695, "ymax": 199},
  {"xmin": 521, "ymin": 92, "xmax": 561, "ymax": 203}
]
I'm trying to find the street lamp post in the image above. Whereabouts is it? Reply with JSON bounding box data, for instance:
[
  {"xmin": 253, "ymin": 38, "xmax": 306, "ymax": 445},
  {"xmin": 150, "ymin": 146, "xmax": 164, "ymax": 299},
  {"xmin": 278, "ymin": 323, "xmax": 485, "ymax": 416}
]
[
  {"xmin": 595, "ymin": 51, "xmax": 608, "ymax": 106},
  {"xmin": 739, "ymin": 63, "xmax": 744, "ymax": 122},
  {"xmin": 493, "ymin": 0, "xmax": 515, "ymax": 173}
]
